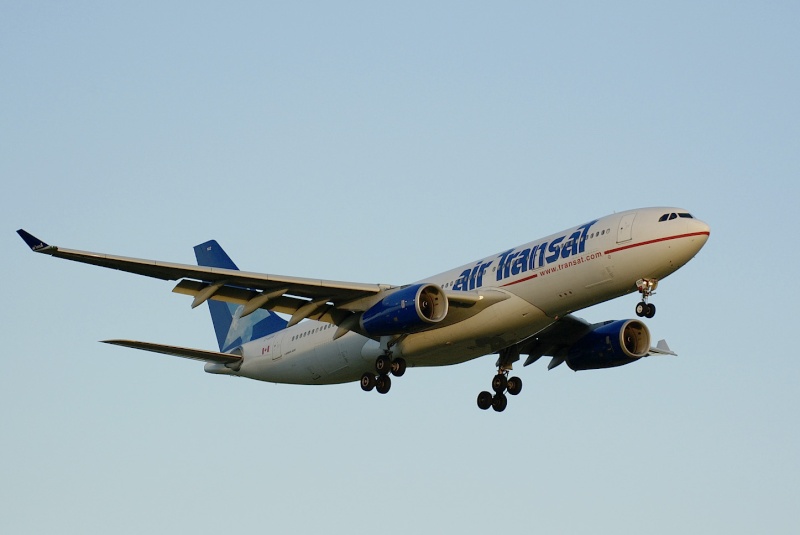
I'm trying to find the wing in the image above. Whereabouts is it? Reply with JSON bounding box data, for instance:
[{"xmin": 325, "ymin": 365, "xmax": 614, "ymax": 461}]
[
  {"xmin": 18, "ymin": 229, "xmax": 387, "ymax": 322},
  {"xmin": 17, "ymin": 230, "xmax": 491, "ymax": 337},
  {"xmin": 518, "ymin": 315, "xmax": 594, "ymax": 369},
  {"xmin": 513, "ymin": 315, "xmax": 676, "ymax": 370}
]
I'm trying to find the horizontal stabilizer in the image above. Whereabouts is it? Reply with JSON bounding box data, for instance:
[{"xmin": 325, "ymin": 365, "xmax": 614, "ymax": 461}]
[
  {"xmin": 102, "ymin": 339, "xmax": 243, "ymax": 365},
  {"xmin": 649, "ymin": 339, "xmax": 677, "ymax": 356}
]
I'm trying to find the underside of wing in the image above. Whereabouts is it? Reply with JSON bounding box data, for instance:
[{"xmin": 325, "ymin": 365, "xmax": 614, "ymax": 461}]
[
  {"xmin": 515, "ymin": 315, "xmax": 677, "ymax": 370},
  {"xmin": 18, "ymin": 229, "xmax": 387, "ymax": 323},
  {"xmin": 520, "ymin": 315, "xmax": 594, "ymax": 367},
  {"xmin": 18, "ymin": 230, "xmax": 511, "ymax": 340},
  {"xmin": 36, "ymin": 243, "xmax": 385, "ymax": 301}
]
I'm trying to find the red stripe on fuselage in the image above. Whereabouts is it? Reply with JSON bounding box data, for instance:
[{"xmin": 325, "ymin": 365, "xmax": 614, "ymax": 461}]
[
  {"xmin": 497, "ymin": 231, "xmax": 708, "ymax": 288},
  {"xmin": 604, "ymin": 231, "xmax": 710, "ymax": 255},
  {"xmin": 501, "ymin": 273, "xmax": 539, "ymax": 287}
]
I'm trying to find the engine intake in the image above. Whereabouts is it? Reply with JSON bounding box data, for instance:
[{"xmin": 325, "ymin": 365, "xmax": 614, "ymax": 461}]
[
  {"xmin": 360, "ymin": 283, "xmax": 448, "ymax": 336},
  {"xmin": 566, "ymin": 319, "xmax": 650, "ymax": 371}
]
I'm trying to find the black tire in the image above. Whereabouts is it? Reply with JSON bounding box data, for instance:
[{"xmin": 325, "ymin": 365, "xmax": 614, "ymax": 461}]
[
  {"xmin": 391, "ymin": 358, "xmax": 407, "ymax": 377},
  {"xmin": 492, "ymin": 392, "xmax": 508, "ymax": 412},
  {"xmin": 635, "ymin": 302, "xmax": 646, "ymax": 317},
  {"xmin": 491, "ymin": 373, "xmax": 508, "ymax": 393},
  {"xmin": 360, "ymin": 373, "xmax": 376, "ymax": 392},
  {"xmin": 375, "ymin": 356, "xmax": 392, "ymax": 375},
  {"xmin": 477, "ymin": 391, "xmax": 493, "ymax": 410},
  {"xmin": 376, "ymin": 374, "xmax": 392, "ymax": 394},
  {"xmin": 506, "ymin": 376, "xmax": 523, "ymax": 396},
  {"xmin": 645, "ymin": 303, "xmax": 656, "ymax": 318}
]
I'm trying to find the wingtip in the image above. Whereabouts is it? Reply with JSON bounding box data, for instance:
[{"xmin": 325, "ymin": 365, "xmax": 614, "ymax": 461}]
[{"xmin": 17, "ymin": 229, "xmax": 53, "ymax": 252}]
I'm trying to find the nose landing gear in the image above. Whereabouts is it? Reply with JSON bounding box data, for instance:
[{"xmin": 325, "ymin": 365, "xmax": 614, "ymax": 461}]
[{"xmin": 635, "ymin": 278, "xmax": 658, "ymax": 318}]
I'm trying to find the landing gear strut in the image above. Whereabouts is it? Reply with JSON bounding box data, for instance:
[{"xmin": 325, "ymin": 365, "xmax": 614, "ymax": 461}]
[
  {"xmin": 361, "ymin": 355, "xmax": 407, "ymax": 395},
  {"xmin": 635, "ymin": 278, "xmax": 658, "ymax": 318},
  {"xmin": 477, "ymin": 369, "xmax": 522, "ymax": 412}
]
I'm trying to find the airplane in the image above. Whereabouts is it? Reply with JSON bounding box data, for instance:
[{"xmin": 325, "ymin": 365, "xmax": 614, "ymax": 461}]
[{"xmin": 17, "ymin": 207, "xmax": 710, "ymax": 412}]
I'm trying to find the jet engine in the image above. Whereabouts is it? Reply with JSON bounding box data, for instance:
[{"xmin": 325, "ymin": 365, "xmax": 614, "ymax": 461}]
[
  {"xmin": 566, "ymin": 319, "xmax": 651, "ymax": 371},
  {"xmin": 360, "ymin": 283, "xmax": 448, "ymax": 336}
]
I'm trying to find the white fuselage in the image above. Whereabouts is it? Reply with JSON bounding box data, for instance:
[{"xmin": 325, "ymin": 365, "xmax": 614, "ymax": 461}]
[{"xmin": 207, "ymin": 207, "xmax": 710, "ymax": 385}]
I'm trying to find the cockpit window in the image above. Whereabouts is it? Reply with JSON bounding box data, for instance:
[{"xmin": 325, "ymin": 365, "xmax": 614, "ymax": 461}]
[{"xmin": 660, "ymin": 212, "xmax": 694, "ymax": 222}]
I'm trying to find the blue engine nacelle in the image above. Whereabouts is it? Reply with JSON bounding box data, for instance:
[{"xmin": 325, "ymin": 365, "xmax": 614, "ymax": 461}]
[
  {"xmin": 360, "ymin": 283, "xmax": 448, "ymax": 337},
  {"xmin": 565, "ymin": 319, "xmax": 651, "ymax": 371}
]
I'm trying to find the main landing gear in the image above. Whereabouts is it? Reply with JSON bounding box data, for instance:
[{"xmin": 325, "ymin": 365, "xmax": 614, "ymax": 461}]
[
  {"xmin": 635, "ymin": 278, "xmax": 658, "ymax": 319},
  {"xmin": 477, "ymin": 369, "xmax": 522, "ymax": 413},
  {"xmin": 361, "ymin": 355, "xmax": 407, "ymax": 395}
]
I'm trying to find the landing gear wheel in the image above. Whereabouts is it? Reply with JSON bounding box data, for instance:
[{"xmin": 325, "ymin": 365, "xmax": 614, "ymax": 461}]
[
  {"xmin": 376, "ymin": 374, "xmax": 392, "ymax": 394},
  {"xmin": 491, "ymin": 373, "xmax": 508, "ymax": 393},
  {"xmin": 635, "ymin": 279, "xmax": 659, "ymax": 318},
  {"xmin": 506, "ymin": 376, "xmax": 523, "ymax": 396},
  {"xmin": 375, "ymin": 355, "xmax": 392, "ymax": 375},
  {"xmin": 492, "ymin": 392, "xmax": 508, "ymax": 412},
  {"xmin": 477, "ymin": 391, "xmax": 493, "ymax": 410},
  {"xmin": 481, "ymin": 368, "xmax": 523, "ymax": 411},
  {"xmin": 391, "ymin": 358, "xmax": 407, "ymax": 377},
  {"xmin": 360, "ymin": 373, "xmax": 376, "ymax": 392}
]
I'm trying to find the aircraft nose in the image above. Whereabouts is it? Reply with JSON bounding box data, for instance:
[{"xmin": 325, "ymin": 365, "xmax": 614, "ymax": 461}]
[
  {"xmin": 686, "ymin": 217, "xmax": 711, "ymax": 252},
  {"xmin": 690, "ymin": 217, "xmax": 711, "ymax": 239}
]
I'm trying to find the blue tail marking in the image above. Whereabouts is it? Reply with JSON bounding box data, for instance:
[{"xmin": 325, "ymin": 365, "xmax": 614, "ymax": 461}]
[{"xmin": 194, "ymin": 240, "xmax": 288, "ymax": 352}]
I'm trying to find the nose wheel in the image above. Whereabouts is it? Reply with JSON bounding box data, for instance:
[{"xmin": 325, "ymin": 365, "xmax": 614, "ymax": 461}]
[
  {"xmin": 635, "ymin": 301, "xmax": 656, "ymax": 318},
  {"xmin": 635, "ymin": 278, "xmax": 658, "ymax": 318},
  {"xmin": 477, "ymin": 370, "xmax": 522, "ymax": 412}
]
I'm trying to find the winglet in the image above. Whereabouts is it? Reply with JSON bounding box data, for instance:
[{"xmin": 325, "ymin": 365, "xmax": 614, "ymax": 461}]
[{"xmin": 17, "ymin": 229, "xmax": 56, "ymax": 253}]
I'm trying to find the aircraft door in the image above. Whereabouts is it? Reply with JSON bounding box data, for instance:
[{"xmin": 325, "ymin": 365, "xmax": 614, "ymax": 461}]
[
  {"xmin": 617, "ymin": 213, "xmax": 636, "ymax": 243},
  {"xmin": 260, "ymin": 332, "xmax": 282, "ymax": 361},
  {"xmin": 270, "ymin": 335, "xmax": 282, "ymax": 361}
]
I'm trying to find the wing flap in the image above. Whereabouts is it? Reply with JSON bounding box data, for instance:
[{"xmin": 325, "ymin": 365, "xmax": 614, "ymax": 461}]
[{"xmin": 172, "ymin": 280, "xmax": 339, "ymax": 319}]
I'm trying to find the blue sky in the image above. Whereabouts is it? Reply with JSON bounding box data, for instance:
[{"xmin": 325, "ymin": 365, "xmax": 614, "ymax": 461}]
[{"xmin": 2, "ymin": 2, "xmax": 798, "ymax": 533}]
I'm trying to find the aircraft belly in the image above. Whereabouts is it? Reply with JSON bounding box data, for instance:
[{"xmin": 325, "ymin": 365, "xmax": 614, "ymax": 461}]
[
  {"xmin": 237, "ymin": 331, "xmax": 367, "ymax": 385},
  {"xmin": 398, "ymin": 294, "xmax": 551, "ymax": 367}
]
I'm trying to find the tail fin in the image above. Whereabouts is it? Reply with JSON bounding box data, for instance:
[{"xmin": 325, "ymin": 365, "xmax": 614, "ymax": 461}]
[{"xmin": 194, "ymin": 240, "xmax": 288, "ymax": 352}]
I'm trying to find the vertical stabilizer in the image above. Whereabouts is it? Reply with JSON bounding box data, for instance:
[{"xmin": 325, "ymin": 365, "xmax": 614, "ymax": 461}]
[{"xmin": 194, "ymin": 240, "xmax": 288, "ymax": 352}]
